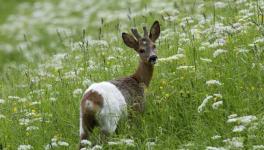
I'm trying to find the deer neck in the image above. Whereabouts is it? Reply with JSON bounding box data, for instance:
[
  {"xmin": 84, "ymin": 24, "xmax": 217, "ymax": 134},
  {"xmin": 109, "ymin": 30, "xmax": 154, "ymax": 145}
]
[{"xmin": 131, "ymin": 60, "xmax": 154, "ymax": 87}]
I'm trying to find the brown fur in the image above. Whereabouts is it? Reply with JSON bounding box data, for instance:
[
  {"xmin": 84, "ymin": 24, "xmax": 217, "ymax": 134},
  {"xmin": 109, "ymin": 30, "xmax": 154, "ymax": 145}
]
[{"xmin": 80, "ymin": 91, "xmax": 103, "ymax": 142}]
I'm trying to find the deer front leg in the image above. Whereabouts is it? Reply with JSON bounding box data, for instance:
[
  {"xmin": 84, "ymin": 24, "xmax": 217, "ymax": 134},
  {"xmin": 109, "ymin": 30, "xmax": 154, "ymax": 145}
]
[{"xmin": 132, "ymin": 96, "xmax": 145, "ymax": 113}]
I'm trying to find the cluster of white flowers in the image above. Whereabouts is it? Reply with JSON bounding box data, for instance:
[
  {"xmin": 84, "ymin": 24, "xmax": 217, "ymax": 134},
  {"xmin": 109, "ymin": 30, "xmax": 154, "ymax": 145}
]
[
  {"xmin": 159, "ymin": 54, "xmax": 185, "ymax": 62},
  {"xmin": 227, "ymin": 115, "xmax": 257, "ymax": 125},
  {"xmin": 73, "ymin": 88, "xmax": 83, "ymax": 98},
  {"xmin": 198, "ymin": 93, "xmax": 223, "ymax": 112},
  {"xmin": 223, "ymin": 137, "xmax": 244, "ymax": 149},
  {"xmin": 177, "ymin": 66, "xmax": 195, "ymax": 70},
  {"xmin": 213, "ymin": 49, "xmax": 227, "ymax": 58},
  {"xmin": 206, "ymin": 80, "xmax": 222, "ymax": 86},
  {"xmin": 17, "ymin": 144, "xmax": 33, "ymax": 150},
  {"xmin": 108, "ymin": 138, "xmax": 135, "ymax": 147},
  {"xmin": 45, "ymin": 136, "xmax": 69, "ymax": 150},
  {"xmin": 206, "ymin": 146, "xmax": 226, "ymax": 150},
  {"xmin": 198, "ymin": 95, "xmax": 213, "ymax": 113},
  {"xmin": 0, "ymin": 98, "xmax": 5, "ymax": 104}
]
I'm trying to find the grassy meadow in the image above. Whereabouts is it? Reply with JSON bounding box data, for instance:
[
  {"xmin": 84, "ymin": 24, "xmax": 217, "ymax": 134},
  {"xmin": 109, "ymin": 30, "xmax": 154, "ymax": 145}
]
[{"xmin": 0, "ymin": 0, "xmax": 264, "ymax": 149}]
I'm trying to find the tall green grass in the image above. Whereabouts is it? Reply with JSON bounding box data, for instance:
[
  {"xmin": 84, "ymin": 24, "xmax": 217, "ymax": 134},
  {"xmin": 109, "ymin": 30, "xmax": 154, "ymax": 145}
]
[{"xmin": 0, "ymin": 0, "xmax": 264, "ymax": 149}]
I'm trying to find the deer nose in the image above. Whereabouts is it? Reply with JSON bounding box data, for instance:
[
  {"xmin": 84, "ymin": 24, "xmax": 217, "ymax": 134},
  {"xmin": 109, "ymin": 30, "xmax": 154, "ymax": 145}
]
[{"xmin": 149, "ymin": 55, "xmax": 158, "ymax": 64}]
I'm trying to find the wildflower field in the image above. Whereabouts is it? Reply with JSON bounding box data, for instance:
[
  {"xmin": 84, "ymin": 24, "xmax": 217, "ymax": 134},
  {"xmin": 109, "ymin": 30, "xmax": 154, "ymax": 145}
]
[{"xmin": 0, "ymin": 0, "xmax": 264, "ymax": 149}]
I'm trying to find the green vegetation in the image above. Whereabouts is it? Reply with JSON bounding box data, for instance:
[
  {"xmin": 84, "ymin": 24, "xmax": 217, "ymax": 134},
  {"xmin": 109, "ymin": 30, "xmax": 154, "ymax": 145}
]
[{"xmin": 0, "ymin": 0, "xmax": 264, "ymax": 149}]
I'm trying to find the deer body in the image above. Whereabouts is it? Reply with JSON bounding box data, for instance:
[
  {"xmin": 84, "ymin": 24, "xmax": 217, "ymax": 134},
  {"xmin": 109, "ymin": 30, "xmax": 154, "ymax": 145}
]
[{"xmin": 80, "ymin": 21, "xmax": 160, "ymax": 146}]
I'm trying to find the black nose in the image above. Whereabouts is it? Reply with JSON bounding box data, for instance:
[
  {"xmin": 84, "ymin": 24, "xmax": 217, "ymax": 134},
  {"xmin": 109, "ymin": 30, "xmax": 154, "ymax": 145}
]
[{"xmin": 149, "ymin": 55, "xmax": 158, "ymax": 63}]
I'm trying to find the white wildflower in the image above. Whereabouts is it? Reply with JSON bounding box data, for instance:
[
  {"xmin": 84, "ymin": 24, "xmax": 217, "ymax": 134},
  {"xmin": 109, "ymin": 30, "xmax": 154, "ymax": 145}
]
[
  {"xmin": 8, "ymin": 96, "xmax": 20, "ymax": 100},
  {"xmin": 223, "ymin": 137, "xmax": 244, "ymax": 148},
  {"xmin": 227, "ymin": 115, "xmax": 257, "ymax": 124},
  {"xmin": 49, "ymin": 97, "xmax": 57, "ymax": 102},
  {"xmin": 73, "ymin": 88, "xmax": 83, "ymax": 98},
  {"xmin": 214, "ymin": 2, "xmax": 226, "ymax": 8},
  {"xmin": 198, "ymin": 95, "xmax": 213, "ymax": 113},
  {"xmin": 81, "ymin": 139, "xmax": 92, "ymax": 146},
  {"xmin": 51, "ymin": 137, "xmax": 57, "ymax": 143},
  {"xmin": 63, "ymin": 71, "xmax": 77, "ymax": 79},
  {"xmin": 200, "ymin": 58, "xmax": 212, "ymax": 62},
  {"xmin": 26, "ymin": 126, "xmax": 39, "ymax": 131},
  {"xmin": 120, "ymin": 139, "xmax": 135, "ymax": 146},
  {"xmin": 19, "ymin": 118, "xmax": 31, "ymax": 126},
  {"xmin": 232, "ymin": 125, "xmax": 246, "ymax": 132},
  {"xmin": 253, "ymin": 145, "xmax": 264, "ymax": 150},
  {"xmin": 211, "ymin": 135, "xmax": 221, "ymax": 140},
  {"xmin": 213, "ymin": 93, "xmax": 223, "ymax": 99},
  {"xmin": 254, "ymin": 37, "xmax": 264, "ymax": 43},
  {"xmin": 30, "ymin": 101, "xmax": 41, "ymax": 106},
  {"xmin": 18, "ymin": 98, "xmax": 27, "ymax": 103},
  {"xmin": 177, "ymin": 65, "xmax": 195, "ymax": 70},
  {"xmin": 17, "ymin": 144, "xmax": 33, "ymax": 150},
  {"xmin": 92, "ymin": 145, "xmax": 102, "ymax": 150},
  {"xmin": 216, "ymin": 38, "xmax": 226, "ymax": 46},
  {"xmin": 212, "ymin": 101, "xmax": 223, "ymax": 109},
  {"xmin": 213, "ymin": 49, "xmax": 227, "ymax": 58},
  {"xmin": 82, "ymin": 79, "xmax": 93, "ymax": 88},
  {"xmin": 206, "ymin": 146, "xmax": 226, "ymax": 150},
  {"xmin": 58, "ymin": 141, "xmax": 69, "ymax": 147},
  {"xmin": 159, "ymin": 54, "xmax": 185, "ymax": 62},
  {"xmin": 237, "ymin": 48, "xmax": 249, "ymax": 53},
  {"xmin": 228, "ymin": 114, "xmax": 237, "ymax": 119},
  {"xmin": 108, "ymin": 141, "xmax": 121, "ymax": 145},
  {"xmin": 0, "ymin": 99, "xmax": 5, "ymax": 104},
  {"xmin": 206, "ymin": 80, "xmax": 222, "ymax": 86},
  {"xmin": 146, "ymin": 142, "xmax": 156, "ymax": 149},
  {"xmin": 89, "ymin": 39, "xmax": 108, "ymax": 47},
  {"xmin": 0, "ymin": 114, "xmax": 6, "ymax": 119}
]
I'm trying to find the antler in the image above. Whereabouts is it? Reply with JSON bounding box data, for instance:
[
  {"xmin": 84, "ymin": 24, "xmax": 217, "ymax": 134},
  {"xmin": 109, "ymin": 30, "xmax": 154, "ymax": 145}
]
[
  {"xmin": 143, "ymin": 26, "xmax": 148, "ymax": 37},
  {"xmin": 131, "ymin": 28, "xmax": 142, "ymax": 40}
]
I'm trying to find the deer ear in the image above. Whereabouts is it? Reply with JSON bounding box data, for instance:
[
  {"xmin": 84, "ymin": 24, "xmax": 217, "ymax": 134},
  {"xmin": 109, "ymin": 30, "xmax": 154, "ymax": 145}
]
[
  {"xmin": 122, "ymin": 32, "xmax": 139, "ymax": 50},
  {"xmin": 149, "ymin": 21, "xmax": 160, "ymax": 42}
]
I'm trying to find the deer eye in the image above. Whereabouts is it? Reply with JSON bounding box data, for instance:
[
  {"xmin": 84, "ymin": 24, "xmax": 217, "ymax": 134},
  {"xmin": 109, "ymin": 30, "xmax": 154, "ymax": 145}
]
[
  {"xmin": 139, "ymin": 49, "xmax": 145, "ymax": 53},
  {"xmin": 153, "ymin": 45, "xmax": 156, "ymax": 48}
]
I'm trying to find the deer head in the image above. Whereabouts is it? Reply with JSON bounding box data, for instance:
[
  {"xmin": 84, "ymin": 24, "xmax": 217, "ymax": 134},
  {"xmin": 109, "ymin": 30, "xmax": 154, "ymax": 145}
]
[{"xmin": 122, "ymin": 21, "xmax": 160, "ymax": 65}]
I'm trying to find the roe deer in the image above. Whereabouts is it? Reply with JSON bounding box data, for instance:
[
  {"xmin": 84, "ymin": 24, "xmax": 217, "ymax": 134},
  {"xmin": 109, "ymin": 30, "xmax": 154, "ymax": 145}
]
[{"xmin": 80, "ymin": 21, "xmax": 160, "ymax": 147}]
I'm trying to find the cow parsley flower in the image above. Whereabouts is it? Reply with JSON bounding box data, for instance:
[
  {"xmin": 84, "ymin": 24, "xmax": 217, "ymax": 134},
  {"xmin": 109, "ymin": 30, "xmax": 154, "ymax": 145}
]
[
  {"xmin": 159, "ymin": 54, "xmax": 185, "ymax": 62},
  {"xmin": 198, "ymin": 95, "xmax": 213, "ymax": 113},
  {"xmin": 0, "ymin": 114, "xmax": 6, "ymax": 119},
  {"xmin": 92, "ymin": 145, "xmax": 102, "ymax": 150},
  {"xmin": 211, "ymin": 135, "xmax": 221, "ymax": 140},
  {"xmin": 18, "ymin": 144, "xmax": 33, "ymax": 150},
  {"xmin": 58, "ymin": 141, "xmax": 69, "ymax": 147},
  {"xmin": 0, "ymin": 99, "xmax": 5, "ymax": 104},
  {"xmin": 206, "ymin": 80, "xmax": 222, "ymax": 86},
  {"xmin": 26, "ymin": 126, "xmax": 39, "ymax": 131},
  {"xmin": 214, "ymin": 2, "xmax": 226, "ymax": 8},
  {"xmin": 232, "ymin": 125, "xmax": 246, "ymax": 132},
  {"xmin": 253, "ymin": 145, "xmax": 264, "ymax": 150},
  {"xmin": 200, "ymin": 58, "xmax": 212, "ymax": 62},
  {"xmin": 73, "ymin": 88, "xmax": 83, "ymax": 98},
  {"xmin": 212, "ymin": 101, "xmax": 223, "ymax": 109},
  {"xmin": 213, "ymin": 49, "xmax": 227, "ymax": 58},
  {"xmin": 227, "ymin": 115, "xmax": 257, "ymax": 124},
  {"xmin": 81, "ymin": 139, "xmax": 92, "ymax": 146},
  {"xmin": 206, "ymin": 146, "xmax": 227, "ymax": 150}
]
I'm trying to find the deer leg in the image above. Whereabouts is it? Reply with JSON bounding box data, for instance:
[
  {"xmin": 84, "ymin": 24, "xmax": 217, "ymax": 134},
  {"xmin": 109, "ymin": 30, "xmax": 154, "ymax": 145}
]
[{"xmin": 79, "ymin": 112, "xmax": 98, "ymax": 149}]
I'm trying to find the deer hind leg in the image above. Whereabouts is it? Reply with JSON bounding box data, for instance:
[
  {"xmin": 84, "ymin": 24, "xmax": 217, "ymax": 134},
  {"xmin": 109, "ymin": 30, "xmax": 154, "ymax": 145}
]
[
  {"xmin": 79, "ymin": 91, "xmax": 103, "ymax": 149},
  {"xmin": 79, "ymin": 111, "xmax": 98, "ymax": 149}
]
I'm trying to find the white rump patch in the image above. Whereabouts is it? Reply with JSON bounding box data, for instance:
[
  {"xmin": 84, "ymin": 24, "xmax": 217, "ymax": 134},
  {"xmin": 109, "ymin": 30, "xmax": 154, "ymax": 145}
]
[{"xmin": 83, "ymin": 81, "xmax": 127, "ymax": 134}]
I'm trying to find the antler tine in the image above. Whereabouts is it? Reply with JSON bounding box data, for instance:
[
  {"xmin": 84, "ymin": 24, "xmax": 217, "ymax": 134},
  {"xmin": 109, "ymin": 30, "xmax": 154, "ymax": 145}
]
[
  {"xmin": 143, "ymin": 26, "xmax": 148, "ymax": 37},
  {"xmin": 131, "ymin": 28, "xmax": 142, "ymax": 40}
]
